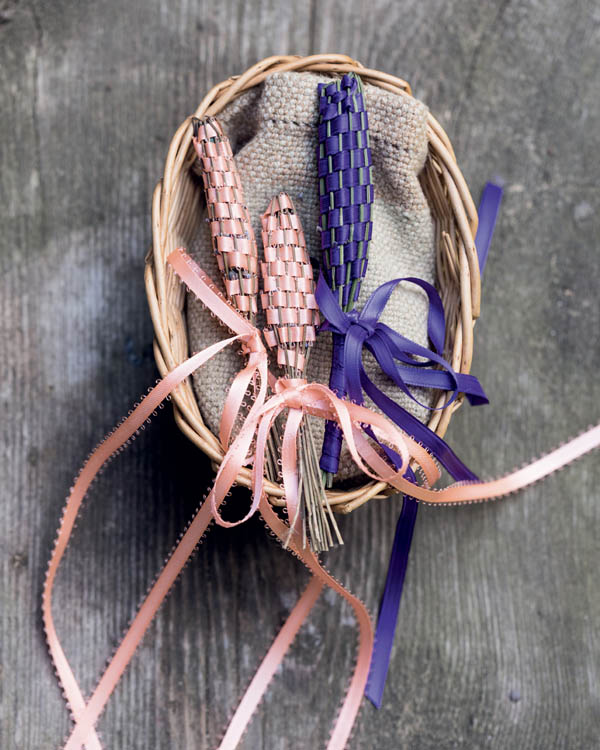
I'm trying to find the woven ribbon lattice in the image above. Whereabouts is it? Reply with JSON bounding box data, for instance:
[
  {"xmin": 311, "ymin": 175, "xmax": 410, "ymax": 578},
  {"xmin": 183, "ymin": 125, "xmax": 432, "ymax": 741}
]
[
  {"xmin": 193, "ymin": 117, "xmax": 259, "ymax": 317},
  {"xmin": 318, "ymin": 73, "xmax": 374, "ymax": 309},
  {"xmin": 261, "ymin": 193, "xmax": 319, "ymax": 373}
]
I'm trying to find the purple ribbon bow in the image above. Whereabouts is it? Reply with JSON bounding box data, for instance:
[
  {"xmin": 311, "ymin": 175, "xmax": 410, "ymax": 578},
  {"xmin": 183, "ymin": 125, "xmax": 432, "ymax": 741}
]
[{"xmin": 316, "ymin": 275, "xmax": 488, "ymax": 413}]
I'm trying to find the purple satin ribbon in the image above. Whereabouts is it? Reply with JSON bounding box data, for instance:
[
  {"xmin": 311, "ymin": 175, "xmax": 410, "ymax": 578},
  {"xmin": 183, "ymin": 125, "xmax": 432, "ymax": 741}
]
[
  {"xmin": 315, "ymin": 273, "xmax": 487, "ymax": 707},
  {"xmin": 364, "ymin": 181, "xmax": 504, "ymax": 707},
  {"xmin": 475, "ymin": 181, "xmax": 503, "ymax": 274}
]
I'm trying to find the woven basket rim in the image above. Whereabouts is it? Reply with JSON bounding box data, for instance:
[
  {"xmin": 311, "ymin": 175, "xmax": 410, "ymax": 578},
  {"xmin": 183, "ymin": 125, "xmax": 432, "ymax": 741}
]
[{"xmin": 144, "ymin": 53, "xmax": 481, "ymax": 514}]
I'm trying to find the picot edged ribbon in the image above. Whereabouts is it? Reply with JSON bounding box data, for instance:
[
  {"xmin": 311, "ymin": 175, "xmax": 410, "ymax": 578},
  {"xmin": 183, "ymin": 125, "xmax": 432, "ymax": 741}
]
[
  {"xmin": 45, "ymin": 191, "xmax": 600, "ymax": 750},
  {"xmin": 44, "ymin": 249, "xmax": 447, "ymax": 750}
]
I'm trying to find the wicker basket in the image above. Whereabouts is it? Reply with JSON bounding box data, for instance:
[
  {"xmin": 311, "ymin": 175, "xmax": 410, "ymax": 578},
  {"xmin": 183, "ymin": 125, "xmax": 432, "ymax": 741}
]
[{"xmin": 144, "ymin": 53, "xmax": 480, "ymax": 515}]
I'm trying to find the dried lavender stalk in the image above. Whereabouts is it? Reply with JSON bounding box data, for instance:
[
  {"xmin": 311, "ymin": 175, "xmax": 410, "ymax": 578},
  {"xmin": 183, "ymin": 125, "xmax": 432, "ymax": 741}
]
[
  {"xmin": 261, "ymin": 193, "xmax": 342, "ymax": 552},
  {"xmin": 316, "ymin": 73, "xmax": 374, "ymax": 485}
]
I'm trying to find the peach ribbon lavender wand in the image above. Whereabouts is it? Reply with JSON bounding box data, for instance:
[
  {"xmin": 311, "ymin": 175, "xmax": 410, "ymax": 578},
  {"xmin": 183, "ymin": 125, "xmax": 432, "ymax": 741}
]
[
  {"xmin": 192, "ymin": 116, "xmax": 281, "ymax": 478},
  {"xmin": 260, "ymin": 192, "xmax": 342, "ymax": 551}
]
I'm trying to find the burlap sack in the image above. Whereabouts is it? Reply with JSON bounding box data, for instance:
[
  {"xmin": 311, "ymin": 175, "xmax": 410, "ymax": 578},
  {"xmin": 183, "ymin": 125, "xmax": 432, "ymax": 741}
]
[{"xmin": 186, "ymin": 71, "xmax": 435, "ymax": 483}]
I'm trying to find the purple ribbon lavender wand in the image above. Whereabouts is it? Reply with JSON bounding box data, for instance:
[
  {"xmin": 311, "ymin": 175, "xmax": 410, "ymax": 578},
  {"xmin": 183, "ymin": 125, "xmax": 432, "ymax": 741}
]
[{"xmin": 316, "ymin": 72, "xmax": 374, "ymax": 484}]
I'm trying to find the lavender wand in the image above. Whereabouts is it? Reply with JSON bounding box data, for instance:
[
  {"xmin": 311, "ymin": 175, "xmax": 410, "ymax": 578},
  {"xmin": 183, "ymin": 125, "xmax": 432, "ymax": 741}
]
[
  {"xmin": 261, "ymin": 193, "xmax": 342, "ymax": 551},
  {"xmin": 317, "ymin": 73, "xmax": 374, "ymax": 486}
]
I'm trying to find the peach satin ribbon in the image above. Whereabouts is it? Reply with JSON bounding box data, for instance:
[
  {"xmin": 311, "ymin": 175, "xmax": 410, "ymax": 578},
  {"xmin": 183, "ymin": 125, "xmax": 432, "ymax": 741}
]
[
  {"xmin": 44, "ymin": 248, "xmax": 600, "ymax": 749},
  {"xmin": 46, "ymin": 251, "xmax": 396, "ymax": 750}
]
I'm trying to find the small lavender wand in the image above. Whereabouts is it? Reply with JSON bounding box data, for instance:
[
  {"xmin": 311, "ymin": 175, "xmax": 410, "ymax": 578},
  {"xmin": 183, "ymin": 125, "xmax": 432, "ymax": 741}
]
[
  {"xmin": 317, "ymin": 73, "xmax": 374, "ymax": 486},
  {"xmin": 261, "ymin": 193, "xmax": 342, "ymax": 552}
]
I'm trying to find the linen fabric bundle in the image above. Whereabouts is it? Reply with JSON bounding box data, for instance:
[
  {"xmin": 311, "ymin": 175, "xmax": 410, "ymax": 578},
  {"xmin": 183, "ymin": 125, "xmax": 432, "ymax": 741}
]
[{"xmin": 187, "ymin": 70, "xmax": 435, "ymax": 482}]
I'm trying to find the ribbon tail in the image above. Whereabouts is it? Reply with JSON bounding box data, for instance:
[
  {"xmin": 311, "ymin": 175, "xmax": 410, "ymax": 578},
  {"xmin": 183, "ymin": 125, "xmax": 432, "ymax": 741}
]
[
  {"xmin": 385, "ymin": 361, "xmax": 489, "ymax": 406},
  {"xmin": 365, "ymin": 489, "xmax": 418, "ymax": 708},
  {"xmin": 475, "ymin": 181, "xmax": 503, "ymax": 275},
  {"xmin": 405, "ymin": 422, "xmax": 600, "ymax": 504},
  {"xmin": 360, "ymin": 364, "xmax": 478, "ymax": 481},
  {"xmin": 167, "ymin": 248, "xmax": 258, "ymax": 340},
  {"xmin": 211, "ymin": 362, "xmax": 270, "ymax": 528},
  {"xmin": 358, "ymin": 365, "xmax": 477, "ymax": 705},
  {"xmin": 281, "ymin": 408, "xmax": 304, "ymax": 541},
  {"xmin": 44, "ymin": 646, "xmax": 102, "ymax": 750},
  {"xmin": 63, "ymin": 503, "xmax": 215, "ymax": 750},
  {"xmin": 49, "ymin": 339, "xmax": 240, "ymax": 750},
  {"xmin": 217, "ymin": 577, "xmax": 324, "ymax": 750},
  {"xmin": 219, "ymin": 351, "xmax": 266, "ymax": 449},
  {"xmin": 354, "ymin": 423, "xmax": 419, "ymax": 709},
  {"xmin": 367, "ymin": 181, "xmax": 503, "ymax": 705},
  {"xmin": 259, "ymin": 494, "xmax": 374, "ymax": 750}
]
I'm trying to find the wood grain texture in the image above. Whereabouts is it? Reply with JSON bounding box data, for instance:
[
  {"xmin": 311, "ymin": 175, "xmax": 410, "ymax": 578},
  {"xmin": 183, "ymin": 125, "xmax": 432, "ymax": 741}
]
[{"xmin": 1, "ymin": 1, "xmax": 599, "ymax": 748}]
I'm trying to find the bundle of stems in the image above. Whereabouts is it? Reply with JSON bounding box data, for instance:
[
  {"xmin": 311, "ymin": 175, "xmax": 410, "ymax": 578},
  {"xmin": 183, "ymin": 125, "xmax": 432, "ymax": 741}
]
[
  {"xmin": 192, "ymin": 116, "xmax": 280, "ymax": 480},
  {"xmin": 261, "ymin": 193, "xmax": 343, "ymax": 552},
  {"xmin": 316, "ymin": 73, "xmax": 374, "ymax": 486}
]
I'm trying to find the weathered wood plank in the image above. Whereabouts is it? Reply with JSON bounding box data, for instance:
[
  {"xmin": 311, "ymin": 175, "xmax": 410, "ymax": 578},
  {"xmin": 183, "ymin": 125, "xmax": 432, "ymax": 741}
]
[{"xmin": 1, "ymin": 1, "xmax": 599, "ymax": 748}]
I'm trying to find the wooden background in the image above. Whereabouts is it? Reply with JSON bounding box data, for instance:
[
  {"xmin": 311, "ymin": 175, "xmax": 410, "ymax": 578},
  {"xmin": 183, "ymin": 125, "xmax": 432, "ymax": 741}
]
[{"xmin": 1, "ymin": 1, "xmax": 599, "ymax": 748}]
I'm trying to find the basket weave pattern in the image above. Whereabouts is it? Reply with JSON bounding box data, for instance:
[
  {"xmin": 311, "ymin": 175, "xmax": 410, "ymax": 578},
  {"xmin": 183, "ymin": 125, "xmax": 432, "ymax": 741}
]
[{"xmin": 144, "ymin": 54, "xmax": 480, "ymax": 514}]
